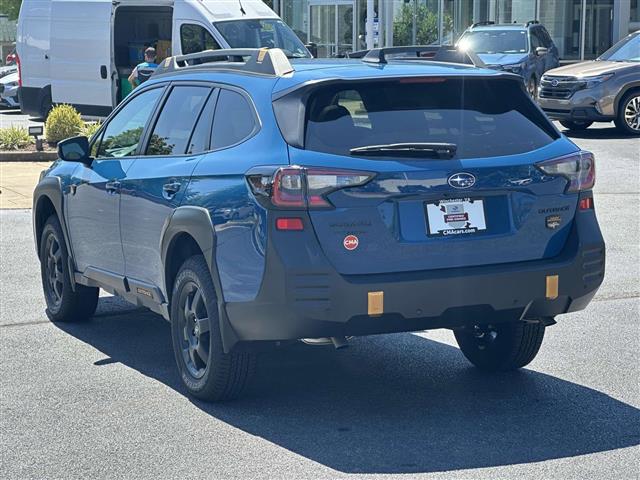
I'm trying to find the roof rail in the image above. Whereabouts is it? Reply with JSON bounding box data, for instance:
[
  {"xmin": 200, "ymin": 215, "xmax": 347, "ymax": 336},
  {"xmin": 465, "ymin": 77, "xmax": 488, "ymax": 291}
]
[
  {"xmin": 471, "ymin": 21, "xmax": 495, "ymax": 28},
  {"xmin": 524, "ymin": 20, "xmax": 540, "ymax": 27},
  {"xmin": 358, "ymin": 45, "xmax": 485, "ymax": 68},
  {"xmin": 153, "ymin": 48, "xmax": 294, "ymax": 77}
]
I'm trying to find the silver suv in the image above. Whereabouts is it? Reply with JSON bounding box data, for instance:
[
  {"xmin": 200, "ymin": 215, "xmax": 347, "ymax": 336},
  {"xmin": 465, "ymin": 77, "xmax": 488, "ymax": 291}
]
[{"xmin": 538, "ymin": 31, "xmax": 640, "ymax": 135}]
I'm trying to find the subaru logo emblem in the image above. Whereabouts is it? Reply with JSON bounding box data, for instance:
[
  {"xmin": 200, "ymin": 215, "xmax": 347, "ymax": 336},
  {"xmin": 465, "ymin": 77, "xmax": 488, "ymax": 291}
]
[
  {"xmin": 448, "ymin": 173, "xmax": 476, "ymax": 189},
  {"xmin": 551, "ymin": 79, "xmax": 559, "ymax": 87}
]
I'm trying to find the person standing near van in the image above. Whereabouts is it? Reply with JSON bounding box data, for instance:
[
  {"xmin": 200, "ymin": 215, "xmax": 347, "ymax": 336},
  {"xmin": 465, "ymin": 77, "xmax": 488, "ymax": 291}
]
[{"xmin": 128, "ymin": 47, "xmax": 158, "ymax": 88}]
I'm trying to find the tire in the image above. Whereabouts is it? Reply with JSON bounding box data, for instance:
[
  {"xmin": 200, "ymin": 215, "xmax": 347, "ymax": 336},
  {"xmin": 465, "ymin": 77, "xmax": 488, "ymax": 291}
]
[
  {"xmin": 170, "ymin": 255, "xmax": 255, "ymax": 401},
  {"xmin": 39, "ymin": 215, "xmax": 99, "ymax": 323},
  {"xmin": 39, "ymin": 93, "xmax": 52, "ymax": 120},
  {"xmin": 614, "ymin": 91, "xmax": 640, "ymax": 136},
  {"xmin": 454, "ymin": 321, "xmax": 545, "ymax": 371},
  {"xmin": 560, "ymin": 120, "xmax": 593, "ymax": 131}
]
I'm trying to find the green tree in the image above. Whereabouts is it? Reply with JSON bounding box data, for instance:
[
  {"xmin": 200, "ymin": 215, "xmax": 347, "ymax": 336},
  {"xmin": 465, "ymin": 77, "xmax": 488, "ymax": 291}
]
[
  {"xmin": 393, "ymin": 4, "xmax": 452, "ymax": 46},
  {"xmin": 1, "ymin": 0, "xmax": 22, "ymax": 21}
]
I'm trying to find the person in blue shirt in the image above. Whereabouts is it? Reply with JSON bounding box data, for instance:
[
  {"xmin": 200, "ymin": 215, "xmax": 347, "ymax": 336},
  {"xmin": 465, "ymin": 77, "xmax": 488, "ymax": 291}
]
[{"xmin": 128, "ymin": 47, "xmax": 159, "ymax": 88}]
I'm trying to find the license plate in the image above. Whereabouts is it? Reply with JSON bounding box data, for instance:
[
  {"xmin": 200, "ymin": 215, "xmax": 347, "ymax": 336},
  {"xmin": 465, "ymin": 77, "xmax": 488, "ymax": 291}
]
[{"xmin": 425, "ymin": 197, "xmax": 487, "ymax": 237}]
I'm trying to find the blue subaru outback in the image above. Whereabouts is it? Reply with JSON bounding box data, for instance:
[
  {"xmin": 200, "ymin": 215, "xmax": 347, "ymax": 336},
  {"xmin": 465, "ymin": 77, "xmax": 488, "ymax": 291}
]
[{"xmin": 34, "ymin": 48, "xmax": 604, "ymax": 401}]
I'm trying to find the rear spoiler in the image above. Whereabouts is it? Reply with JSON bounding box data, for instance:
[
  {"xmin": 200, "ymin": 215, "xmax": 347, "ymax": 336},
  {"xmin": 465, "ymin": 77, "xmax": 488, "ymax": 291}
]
[{"xmin": 347, "ymin": 45, "xmax": 485, "ymax": 68}]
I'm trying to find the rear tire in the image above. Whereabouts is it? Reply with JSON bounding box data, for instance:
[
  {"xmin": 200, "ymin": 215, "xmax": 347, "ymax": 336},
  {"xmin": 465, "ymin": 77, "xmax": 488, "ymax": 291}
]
[
  {"xmin": 454, "ymin": 321, "xmax": 545, "ymax": 371},
  {"xmin": 170, "ymin": 255, "xmax": 255, "ymax": 401},
  {"xmin": 560, "ymin": 120, "xmax": 593, "ymax": 131},
  {"xmin": 39, "ymin": 93, "xmax": 52, "ymax": 120},
  {"xmin": 614, "ymin": 91, "xmax": 640, "ymax": 136},
  {"xmin": 39, "ymin": 215, "xmax": 99, "ymax": 323}
]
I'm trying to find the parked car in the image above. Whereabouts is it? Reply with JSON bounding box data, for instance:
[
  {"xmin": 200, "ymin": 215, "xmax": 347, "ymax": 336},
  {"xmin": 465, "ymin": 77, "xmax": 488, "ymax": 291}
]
[
  {"xmin": 5, "ymin": 48, "xmax": 17, "ymax": 66},
  {"xmin": 0, "ymin": 64, "xmax": 17, "ymax": 79},
  {"xmin": 0, "ymin": 72, "xmax": 20, "ymax": 109},
  {"xmin": 33, "ymin": 48, "xmax": 604, "ymax": 401},
  {"xmin": 17, "ymin": 0, "xmax": 311, "ymax": 119},
  {"xmin": 538, "ymin": 31, "xmax": 640, "ymax": 135},
  {"xmin": 457, "ymin": 21, "xmax": 560, "ymax": 97}
]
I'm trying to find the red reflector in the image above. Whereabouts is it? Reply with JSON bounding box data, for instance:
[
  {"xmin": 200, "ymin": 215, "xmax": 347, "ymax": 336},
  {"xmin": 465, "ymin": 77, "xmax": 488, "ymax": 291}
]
[
  {"xmin": 276, "ymin": 218, "xmax": 304, "ymax": 231},
  {"xmin": 579, "ymin": 197, "xmax": 593, "ymax": 210}
]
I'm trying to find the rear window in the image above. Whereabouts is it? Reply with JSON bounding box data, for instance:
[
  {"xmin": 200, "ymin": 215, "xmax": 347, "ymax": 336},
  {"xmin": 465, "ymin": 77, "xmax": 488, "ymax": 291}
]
[{"xmin": 303, "ymin": 78, "xmax": 557, "ymax": 159}]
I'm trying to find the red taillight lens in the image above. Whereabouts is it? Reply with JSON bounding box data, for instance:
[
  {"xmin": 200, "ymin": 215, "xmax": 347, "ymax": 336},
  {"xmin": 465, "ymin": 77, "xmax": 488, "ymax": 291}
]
[
  {"xmin": 250, "ymin": 166, "xmax": 374, "ymax": 210},
  {"xmin": 579, "ymin": 197, "xmax": 594, "ymax": 210},
  {"xmin": 276, "ymin": 217, "xmax": 304, "ymax": 231},
  {"xmin": 16, "ymin": 53, "xmax": 22, "ymax": 88},
  {"xmin": 536, "ymin": 151, "xmax": 595, "ymax": 192},
  {"xmin": 272, "ymin": 167, "xmax": 306, "ymax": 208}
]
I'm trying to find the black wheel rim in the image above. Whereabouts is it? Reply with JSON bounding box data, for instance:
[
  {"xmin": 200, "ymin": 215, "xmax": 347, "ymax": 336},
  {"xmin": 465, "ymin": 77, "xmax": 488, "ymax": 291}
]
[
  {"xmin": 44, "ymin": 232, "xmax": 64, "ymax": 308},
  {"xmin": 178, "ymin": 281, "xmax": 211, "ymax": 379},
  {"xmin": 470, "ymin": 324, "xmax": 498, "ymax": 350}
]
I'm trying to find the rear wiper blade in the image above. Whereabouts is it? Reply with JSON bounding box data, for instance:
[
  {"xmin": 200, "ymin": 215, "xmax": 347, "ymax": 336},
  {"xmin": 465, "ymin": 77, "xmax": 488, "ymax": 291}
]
[{"xmin": 350, "ymin": 143, "xmax": 457, "ymax": 159}]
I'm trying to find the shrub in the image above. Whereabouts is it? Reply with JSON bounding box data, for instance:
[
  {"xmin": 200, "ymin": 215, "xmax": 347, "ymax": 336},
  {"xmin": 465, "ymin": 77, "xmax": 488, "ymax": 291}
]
[
  {"xmin": 45, "ymin": 104, "xmax": 84, "ymax": 144},
  {"xmin": 0, "ymin": 126, "xmax": 32, "ymax": 151},
  {"xmin": 80, "ymin": 121, "xmax": 102, "ymax": 139}
]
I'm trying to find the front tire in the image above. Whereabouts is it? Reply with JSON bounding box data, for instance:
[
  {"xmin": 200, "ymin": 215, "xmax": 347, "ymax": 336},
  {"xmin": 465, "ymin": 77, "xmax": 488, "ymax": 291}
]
[
  {"xmin": 526, "ymin": 76, "xmax": 538, "ymax": 100},
  {"xmin": 170, "ymin": 255, "xmax": 255, "ymax": 401},
  {"xmin": 39, "ymin": 215, "xmax": 99, "ymax": 322},
  {"xmin": 614, "ymin": 91, "xmax": 640, "ymax": 136},
  {"xmin": 560, "ymin": 120, "xmax": 593, "ymax": 131},
  {"xmin": 454, "ymin": 321, "xmax": 545, "ymax": 371}
]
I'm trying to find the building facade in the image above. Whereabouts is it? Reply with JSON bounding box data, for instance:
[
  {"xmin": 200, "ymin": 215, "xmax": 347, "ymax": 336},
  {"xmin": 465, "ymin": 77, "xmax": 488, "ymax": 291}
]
[{"xmin": 270, "ymin": 0, "xmax": 640, "ymax": 61}]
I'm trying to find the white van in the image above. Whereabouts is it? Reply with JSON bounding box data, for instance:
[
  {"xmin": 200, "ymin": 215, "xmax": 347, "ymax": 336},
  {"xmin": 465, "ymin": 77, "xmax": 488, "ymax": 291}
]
[{"xmin": 16, "ymin": 0, "xmax": 310, "ymax": 118}]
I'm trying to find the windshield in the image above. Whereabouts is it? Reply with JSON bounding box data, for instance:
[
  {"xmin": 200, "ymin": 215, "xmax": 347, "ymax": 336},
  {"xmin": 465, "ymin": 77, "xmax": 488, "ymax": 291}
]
[
  {"xmin": 598, "ymin": 33, "xmax": 640, "ymax": 62},
  {"xmin": 300, "ymin": 78, "xmax": 556, "ymax": 160},
  {"xmin": 215, "ymin": 19, "xmax": 310, "ymax": 58},
  {"xmin": 458, "ymin": 30, "xmax": 528, "ymax": 54}
]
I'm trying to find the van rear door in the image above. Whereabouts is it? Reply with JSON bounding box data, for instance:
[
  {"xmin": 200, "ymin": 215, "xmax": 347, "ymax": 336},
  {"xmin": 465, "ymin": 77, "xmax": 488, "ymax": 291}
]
[{"xmin": 50, "ymin": 0, "xmax": 114, "ymax": 114}]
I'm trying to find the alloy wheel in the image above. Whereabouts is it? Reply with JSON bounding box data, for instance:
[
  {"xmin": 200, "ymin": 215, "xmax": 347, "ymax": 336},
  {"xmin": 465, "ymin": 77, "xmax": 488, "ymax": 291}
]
[
  {"xmin": 527, "ymin": 78, "xmax": 537, "ymax": 100},
  {"xmin": 44, "ymin": 233, "xmax": 64, "ymax": 308},
  {"xmin": 471, "ymin": 324, "xmax": 498, "ymax": 350},
  {"xmin": 624, "ymin": 95, "xmax": 640, "ymax": 132},
  {"xmin": 178, "ymin": 281, "xmax": 211, "ymax": 379}
]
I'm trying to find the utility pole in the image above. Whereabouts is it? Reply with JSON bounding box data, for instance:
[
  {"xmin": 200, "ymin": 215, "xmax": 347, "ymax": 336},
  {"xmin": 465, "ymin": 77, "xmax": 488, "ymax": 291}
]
[{"xmin": 366, "ymin": 0, "xmax": 375, "ymax": 49}]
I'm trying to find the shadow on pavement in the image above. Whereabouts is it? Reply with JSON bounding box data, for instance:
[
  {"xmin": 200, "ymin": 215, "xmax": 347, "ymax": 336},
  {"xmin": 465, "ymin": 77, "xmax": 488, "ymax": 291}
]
[
  {"xmin": 56, "ymin": 308, "xmax": 640, "ymax": 474},
  {"xmin": 561, "ymin": 125, "xmax": 633, "ymax": 140}
]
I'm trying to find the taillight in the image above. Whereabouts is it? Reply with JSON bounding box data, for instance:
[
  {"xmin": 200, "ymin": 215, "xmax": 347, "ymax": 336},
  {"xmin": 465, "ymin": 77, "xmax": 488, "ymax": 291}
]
[
  {"xmin": 536, "ymin": 150, "xmax": 595, "ymax": 192},
  {"xmin": 16, "ymin": 53, "xmax": 22, "ymax": 88},
  {"xmin": 248, "ymin": 166, "xmax": 374, "ymax": 210}
]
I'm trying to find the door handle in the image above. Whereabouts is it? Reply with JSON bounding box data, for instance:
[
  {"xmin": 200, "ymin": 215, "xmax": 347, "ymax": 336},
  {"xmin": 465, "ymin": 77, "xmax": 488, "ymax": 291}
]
[
  {"xmin": 105, "ymin": 180, "xmax": 121, "ymax": 194},
  {"xmin": 162, "ymin": 181, "xmax": 182, "ymax": 199},
  {"xmin": 100, "ymin": 65, "xmax": 108, "ymax": 79}
]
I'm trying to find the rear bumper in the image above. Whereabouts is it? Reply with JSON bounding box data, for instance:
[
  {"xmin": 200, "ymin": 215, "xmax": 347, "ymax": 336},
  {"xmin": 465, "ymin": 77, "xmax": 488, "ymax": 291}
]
[
  {"xmin": 225, "ymin": 197, "xmax": 605, "ymax": 342},
  {"xmin": 541, "ymin": 106, "xmax": 613, "ymax": 122}
]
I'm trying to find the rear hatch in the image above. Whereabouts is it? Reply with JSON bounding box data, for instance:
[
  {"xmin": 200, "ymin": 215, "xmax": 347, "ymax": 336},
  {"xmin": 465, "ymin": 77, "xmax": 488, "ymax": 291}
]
[{"xmin": 275, "ymin": 75, "xmax": 581, "ymax": 275}]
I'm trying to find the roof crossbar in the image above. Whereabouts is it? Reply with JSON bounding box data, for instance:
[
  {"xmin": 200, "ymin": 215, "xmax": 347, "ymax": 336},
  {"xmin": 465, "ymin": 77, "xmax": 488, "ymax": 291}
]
[
  {"xmin": 153, "ymin": 48, "xmax": 294, "ymax": 77},
  {"xmin": 357, "ymin": 46, "xmax": 485, "ymax": 68}
]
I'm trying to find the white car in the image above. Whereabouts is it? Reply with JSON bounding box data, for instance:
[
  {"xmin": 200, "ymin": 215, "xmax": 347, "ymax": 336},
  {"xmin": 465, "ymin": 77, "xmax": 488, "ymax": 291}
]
[{"xmin": 0, "ymin": 72, "xmax": 20, "ymax": 109}]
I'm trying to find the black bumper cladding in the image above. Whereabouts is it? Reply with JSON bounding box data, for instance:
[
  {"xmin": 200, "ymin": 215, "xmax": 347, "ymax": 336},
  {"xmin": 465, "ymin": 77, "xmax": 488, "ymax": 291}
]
[{"xmin": 225, "ymin": 200, "xmax": 605, "ymax": 342}]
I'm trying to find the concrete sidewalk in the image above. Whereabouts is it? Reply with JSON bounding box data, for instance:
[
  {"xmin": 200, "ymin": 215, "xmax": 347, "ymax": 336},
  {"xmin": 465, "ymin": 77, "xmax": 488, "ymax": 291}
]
[{"xmin": 0, "ymin": 162, "xmax": 51, "ymax": 209}]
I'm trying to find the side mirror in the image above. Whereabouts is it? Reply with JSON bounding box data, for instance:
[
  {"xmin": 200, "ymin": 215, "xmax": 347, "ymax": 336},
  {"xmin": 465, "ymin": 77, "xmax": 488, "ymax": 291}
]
[
  {"xmin": 58, "ymin": 136, "xmax": 91, "ymax": 165},
  {"xmin": 535, "ymin": 47, "xmax": 548, "ymax": 56},
  {"xmin": 305, "ymin": 42, "xmax": 318, "ymax": 58}
]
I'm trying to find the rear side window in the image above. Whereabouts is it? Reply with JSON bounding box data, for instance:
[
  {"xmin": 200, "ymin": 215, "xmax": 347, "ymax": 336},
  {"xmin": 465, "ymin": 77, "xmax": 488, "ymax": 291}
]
[
  {"xmin": 146, "ymin": 86, "xmax": 211, "ymax": 156},
  {"xmin": 181, "ymin": 24, "xmax": 220, "ymax": 55},
  {"xmin": 303, "ymin": 78, "xmax": 558, "ymax": 159},
  {"xmin": 211, "ymin": 90, "xmax": 257, "ymax": 149}
]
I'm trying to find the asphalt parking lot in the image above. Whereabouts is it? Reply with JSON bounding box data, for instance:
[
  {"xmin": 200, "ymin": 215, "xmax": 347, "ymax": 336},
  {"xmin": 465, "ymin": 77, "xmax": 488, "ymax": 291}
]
[{"xmin": 0, "ymin": 118, "xmax": 638, "ymax": 479}]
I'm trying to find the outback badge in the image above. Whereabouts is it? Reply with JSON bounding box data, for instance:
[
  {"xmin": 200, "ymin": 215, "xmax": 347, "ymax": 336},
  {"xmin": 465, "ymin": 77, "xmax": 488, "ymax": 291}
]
[{"xmin": 546, "ymin": 215, "xmax": 562, "ymax": 229}]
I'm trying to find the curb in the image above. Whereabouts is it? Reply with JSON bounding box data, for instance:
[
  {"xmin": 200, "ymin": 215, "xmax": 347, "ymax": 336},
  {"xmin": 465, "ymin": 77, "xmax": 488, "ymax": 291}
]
[{"xmin": 0, "ymin": 151, "xmax": 57, "ymax": 162}]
